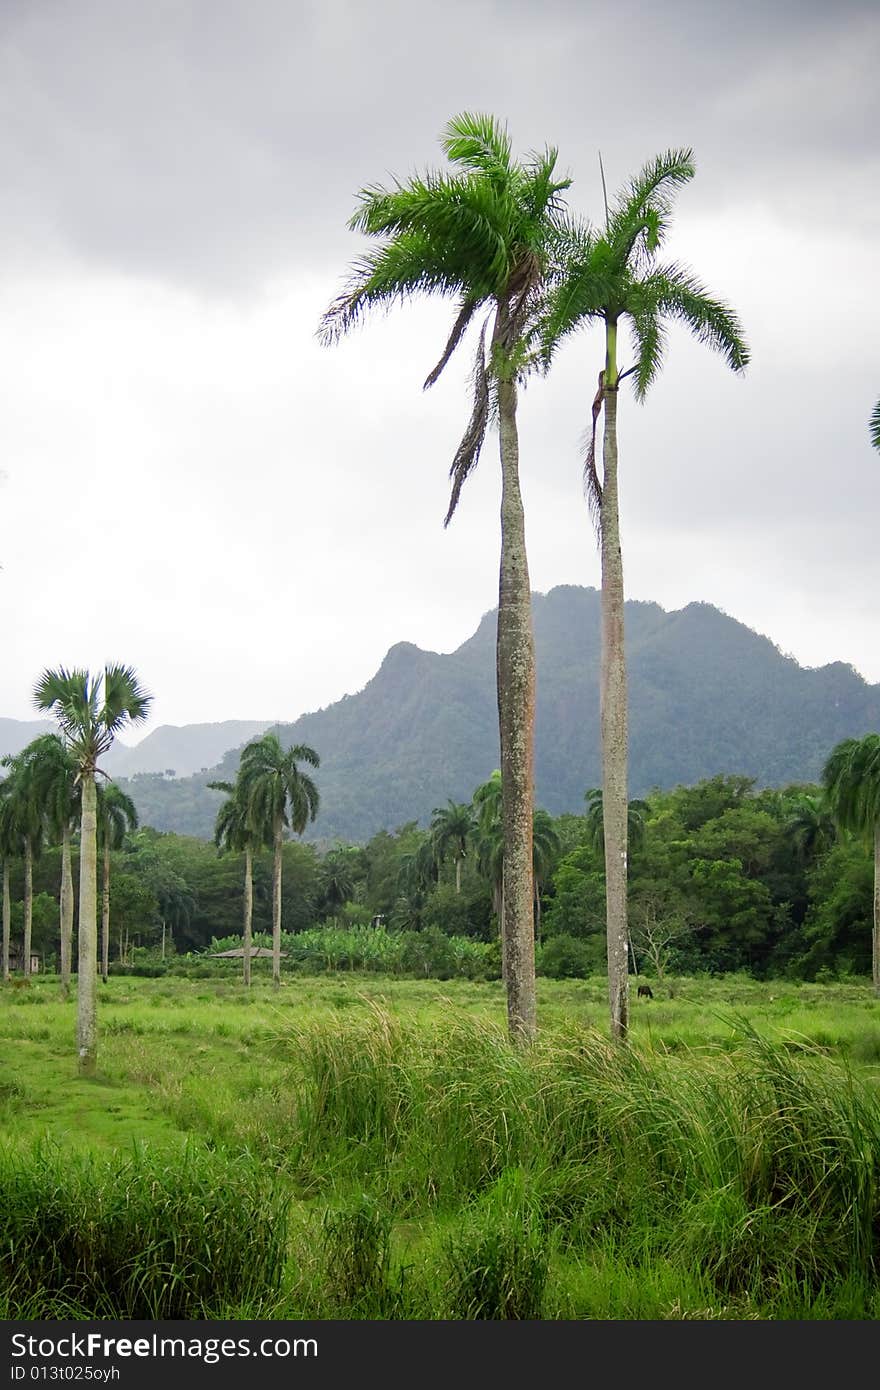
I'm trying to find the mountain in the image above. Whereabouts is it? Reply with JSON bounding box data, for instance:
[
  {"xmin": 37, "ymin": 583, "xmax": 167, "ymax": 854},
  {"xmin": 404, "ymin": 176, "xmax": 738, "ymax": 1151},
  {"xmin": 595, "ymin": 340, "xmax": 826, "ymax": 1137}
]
[
  {"xmin": 107, "ymin": 586, "xmax": 880, "ymax": 843},
  {"xmin": 0, "ymin": 718, "xmax": 274, "ymax": 779},
  {"xmin": 101, "ymin": 720, "xmax": 274, "ymax": 778},
  {"xmin": 0, "ymin": 717, "xmax": 56, "ymax": 759}
]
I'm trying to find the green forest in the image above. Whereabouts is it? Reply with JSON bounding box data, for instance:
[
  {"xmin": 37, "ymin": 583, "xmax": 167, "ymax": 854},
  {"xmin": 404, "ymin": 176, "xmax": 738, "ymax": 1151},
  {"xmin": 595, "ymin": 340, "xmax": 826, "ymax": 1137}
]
[{"xmin": 3, "ymin": 768, "xmax": 873, "ymax": 985}]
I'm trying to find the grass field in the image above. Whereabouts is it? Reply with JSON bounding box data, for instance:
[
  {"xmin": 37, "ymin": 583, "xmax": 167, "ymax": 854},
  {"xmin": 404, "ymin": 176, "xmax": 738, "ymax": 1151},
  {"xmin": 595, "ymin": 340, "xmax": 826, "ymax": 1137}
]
[{"xmin": 1, "ymin": 971, "xmax": 879, "ymax": 1320}]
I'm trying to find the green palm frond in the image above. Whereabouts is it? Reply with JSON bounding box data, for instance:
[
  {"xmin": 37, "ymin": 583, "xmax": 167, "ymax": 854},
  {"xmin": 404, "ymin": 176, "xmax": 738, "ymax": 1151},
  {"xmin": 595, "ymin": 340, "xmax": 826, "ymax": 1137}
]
[
  {"xmin": 100, "ymin": 664, "xmax": 153, "ymax": 736},
  {"xmin": 870, "ymin": 397, "xmax": 880, "ymax": 452},
  {"xmin": 641, "ymin": 262, "xmax": 749, "ymax": 379},
  {"xmin": 822, "ymin": 734, "xmax": 880, "ymax": 838},
  {"xmin": 445, "ymin": 317, "xmax": 491, "ymax": 526},
  {"xmin": 441, "ymin": 111, "xmax": 513, "ymax": 178}
]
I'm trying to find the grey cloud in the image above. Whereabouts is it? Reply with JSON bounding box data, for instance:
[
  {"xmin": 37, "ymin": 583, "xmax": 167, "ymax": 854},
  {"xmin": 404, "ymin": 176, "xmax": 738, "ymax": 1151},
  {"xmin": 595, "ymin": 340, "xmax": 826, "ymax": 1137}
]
[{"xmin": 1, "ymin": 0, "xmax": 877, "ymax": 292}]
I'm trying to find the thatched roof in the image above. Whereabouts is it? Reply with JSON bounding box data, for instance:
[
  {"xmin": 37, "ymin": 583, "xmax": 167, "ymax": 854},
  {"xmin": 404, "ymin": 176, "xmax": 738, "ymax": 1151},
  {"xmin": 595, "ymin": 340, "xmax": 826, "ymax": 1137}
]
[{"xmin": 211, "ymin": 946, "xmax": 287, "ymax": 958}]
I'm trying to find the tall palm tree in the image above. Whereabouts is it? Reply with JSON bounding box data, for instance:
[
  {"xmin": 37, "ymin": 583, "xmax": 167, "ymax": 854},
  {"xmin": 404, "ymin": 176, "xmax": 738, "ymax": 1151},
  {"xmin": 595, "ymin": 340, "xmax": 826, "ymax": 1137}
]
[
  {"xmin": 0, "ymin": 777, "xmax": 16, "ymax": 983},
  {"xmin": 543, "ymin": 151, "xmax": 748, "ymax": 1040},
  {"xmin": 34, "ymin": 665, "xmax": 152, "ymax": 1075},
  {"xmin": 24, "ymin": 734, "xmax": 78, "ymax": 997},
  {"xmin": 209, "ymin": 777, "xmax": 263, "ymax": 985},
  {"xmin": 238, "ymin": 733, "xmax": 319, "ymax": 986},
  {"xmin": 0, "ymin": 752, "xmax": 43, "ymax": 978},
  {"xmin": 320, "ymin": 114, "xmax": 571, "ymax": 1045},
  {"xmin": 822, "ymin": 734, "xmax": 880, "ymax": 996},
  {"xmin": 430, "ymin": 800, "xmax": 475, "ymax": 894},
  {"xmin": 96, "ymin": 782, "xmax": 139, "ymax": 984}
]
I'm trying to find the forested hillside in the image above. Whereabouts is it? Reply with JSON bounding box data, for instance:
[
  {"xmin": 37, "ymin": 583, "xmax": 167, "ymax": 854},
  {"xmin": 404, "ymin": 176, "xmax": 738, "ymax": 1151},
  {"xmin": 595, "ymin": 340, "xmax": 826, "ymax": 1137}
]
[{"xmin": 111, "ymin": 586, "xmax": 880, "ymax": 843}]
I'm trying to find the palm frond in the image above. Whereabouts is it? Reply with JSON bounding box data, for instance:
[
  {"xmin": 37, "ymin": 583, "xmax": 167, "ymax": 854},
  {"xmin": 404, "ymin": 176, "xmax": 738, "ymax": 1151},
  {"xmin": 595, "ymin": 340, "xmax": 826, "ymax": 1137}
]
[
  {"xmin": 442, "ymin": 112, "xmax": 512, "ymax": 178},
  {"xmin": 870, "ymin": 397, "xmax": 880, "ymax": 452},
  {"xmin": 643, "ymin": 262, "xmax": 749, "ymax": 376},
  {"xmin": 100, "ymin": 663, "xmax": 153, "ymax": 734},
  {"xmin": 424, "ymin": 297, "xmax": 480, "ymax": 388},
  {"xmin": 582, "ymin": 370, "xmax": 605, "ymax": 540},
  {"xmin": 444, "ymin": 316, "xmax": 492, "ymax": 527}
]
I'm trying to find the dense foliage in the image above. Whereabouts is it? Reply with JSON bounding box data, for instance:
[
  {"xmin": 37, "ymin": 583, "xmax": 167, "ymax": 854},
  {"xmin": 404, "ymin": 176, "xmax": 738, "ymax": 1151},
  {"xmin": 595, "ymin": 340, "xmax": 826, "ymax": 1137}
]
[{"xmin": 3, "ymin": 770, "xmax": 874, "ymax": 982}]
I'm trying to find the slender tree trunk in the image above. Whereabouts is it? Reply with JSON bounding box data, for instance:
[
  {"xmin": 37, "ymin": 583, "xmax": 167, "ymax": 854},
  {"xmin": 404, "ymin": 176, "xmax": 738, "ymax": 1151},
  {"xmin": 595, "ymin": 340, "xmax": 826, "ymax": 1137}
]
[
  {"xmin": 272, "ymin": 819, "xmax": 282, "ymax": 987},
  {"xmin": 23, "ymin": 839, "xmax": 33, "ymax": 977},
  {"xmin": 535, "ymin": 880, "xmax": 542, "ymax": 945},
  {"xmin": 599, "ymin": 320, "xmax": 630, "ymax": 1043},
  {"xmin": 2, "ymin": 863, "xmax": 10, "ymax": 982},
  {"xmin": 496, "ymin": 368, "xmax": 536, "ymax": 1044},
  {"xmin": 455, "ymin": 856, "xmax": 462, "ymax": 895},
  {"xmin": 101, "ymin": 841, "xmax": 111, "ymax": 984},
  {"xmin": 873, "ymin": 826, "xmax": 879, "ymax": 998},
  {"xmin": 60, "ymin": 825, "xmax": 73, "ymax": 998},
  {"xmin": 77, "ymin": 771, "xmax": 98, "ymax": 1075},
  {"xmin": 243, "ymin": 845, "xmax": 253, "ymax": 987},
  {"xmin": 161, "ymin": 920, "xmax": 166, "ymax": 961}
]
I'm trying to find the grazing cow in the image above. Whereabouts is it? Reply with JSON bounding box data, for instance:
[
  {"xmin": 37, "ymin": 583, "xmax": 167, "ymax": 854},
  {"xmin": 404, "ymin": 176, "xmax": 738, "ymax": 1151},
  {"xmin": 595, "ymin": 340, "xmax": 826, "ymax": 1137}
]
[{"xmin": 637, "ymin": 983, "xmax": 654, "ymax": 1000}]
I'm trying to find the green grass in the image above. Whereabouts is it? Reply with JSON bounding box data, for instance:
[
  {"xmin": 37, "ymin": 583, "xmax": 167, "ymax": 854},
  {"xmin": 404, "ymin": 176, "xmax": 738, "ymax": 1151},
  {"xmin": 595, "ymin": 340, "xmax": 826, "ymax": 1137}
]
[{"xmin": 1, "ymin": 971, "xmax": 878, "ymax": 1319}]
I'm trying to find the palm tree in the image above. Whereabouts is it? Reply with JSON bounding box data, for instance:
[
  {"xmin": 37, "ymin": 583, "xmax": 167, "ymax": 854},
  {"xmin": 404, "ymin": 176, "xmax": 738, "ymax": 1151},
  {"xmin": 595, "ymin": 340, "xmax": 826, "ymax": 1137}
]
[
  {"xmin": 209, "ymin": 777, "xmax": 263, "ymax": 985},
  {"xmin": 431, "ymin": 800, "xmax": 475, "ymax": 894},
  {"xmin": 25, "ymin": 734, "xmax": 78, "ymax": 997},
  {"xmin": 96, "ymin": 782, "xmax": 139, "ymax": 984},
  {"xmin": 238, "ymin": 733, "xmax": 319, "ymax": 986},
  {"xmin": 543, "ymin": 152, "xmax": 748, "ymax": 1040},
  {"xmin": 34, "ymin": 665, "xmax": 152, "ymax": 1075},
  {"xmin": 0, "ymin": 777, "xmax": 16, "ymax": 983},
  {"xmin": 318, "ymin": 848, "xmax": 358, "ymax": 925},
  {"xmin": 320, "ymin": 114, "xmax": 571, "ymax": 1045},
  {"xmin": 0, "ymin": 752, "xmax": 43, "ymax": 978},
  {"xmin": 822, "ymin": 734, "xmax": 880, "ymax": 996},
  {"xmin": 531, "ymin": 808, "xmax": 560, "ymax": 944},
  {"xmin": 785, "ymin": 792, "xmax": 837, "ymax": 865},
  {"xmin": 870, "ymin": 398, "xmax": 880, "ymax": 452},
  {"xmin": 584, "ymin": 788, "xmax": 650, "ymax": 858}
]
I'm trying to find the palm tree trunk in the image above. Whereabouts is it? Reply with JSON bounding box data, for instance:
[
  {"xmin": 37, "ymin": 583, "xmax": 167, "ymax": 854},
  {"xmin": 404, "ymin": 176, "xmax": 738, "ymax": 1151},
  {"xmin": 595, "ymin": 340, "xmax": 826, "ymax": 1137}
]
[
  {"xmin": 23, "ymin": 839, "xmax": 33, "ymax": 978},
  {"xmin": 101, "ymin": 841, "xmax": 111, "ymax": 984},
  {"xmin": 600, "ymin": 321, "xmax": 629, "ymax": 1043},
  {"xmin": 60, "ymin": 825, "xmax": 73, "ymax": 998},
  {"xmin": 77, "ymin": 771, "xmax": 99, "ymax": 1075},
  {"xmin": 272, "ymin": 819, "xmax": 282, "ymax": 987},
  {"xmin": 455, "ymin": 856, "xmax": 462, "ymax": 895},
  {"xmin": 2, "ymin": 863, "xmax": 10, "ymax": 982},
  {"xmin": 873, "ymin": 825, "xmax": 879, "ymax": 998},
  {"xmin": 497, "ymin": 368, "xmax": 536, "ymax": 1044},
  {"xmin": 243, "ymin": 844, "xmax": 253, "ymax": 987}
]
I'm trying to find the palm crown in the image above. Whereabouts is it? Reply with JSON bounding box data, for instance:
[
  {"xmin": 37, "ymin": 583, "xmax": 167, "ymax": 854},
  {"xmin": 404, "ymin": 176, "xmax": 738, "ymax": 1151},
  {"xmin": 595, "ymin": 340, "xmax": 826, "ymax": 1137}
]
[
  {"xmin": 320, "ymin": 112, "xmax": 571, "ymax": 523},
  {"xmin": 33, "ymin": 665, "xmax": 152, "ymax": 773}
]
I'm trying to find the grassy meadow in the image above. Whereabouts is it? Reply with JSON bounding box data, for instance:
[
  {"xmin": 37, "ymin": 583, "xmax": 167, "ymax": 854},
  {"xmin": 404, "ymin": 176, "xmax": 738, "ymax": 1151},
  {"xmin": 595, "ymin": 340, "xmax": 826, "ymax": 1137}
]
[{"xmin": 1, "ymin": 970, "xmax": 879, "ymax": 1320}]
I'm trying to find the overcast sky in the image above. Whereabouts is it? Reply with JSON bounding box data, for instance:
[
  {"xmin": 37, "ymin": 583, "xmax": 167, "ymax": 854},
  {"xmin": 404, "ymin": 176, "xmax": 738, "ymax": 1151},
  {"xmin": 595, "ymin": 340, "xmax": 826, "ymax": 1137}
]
[{"xmin": 2, "ymin": 0, "xmax": 878, "ymax": 744}]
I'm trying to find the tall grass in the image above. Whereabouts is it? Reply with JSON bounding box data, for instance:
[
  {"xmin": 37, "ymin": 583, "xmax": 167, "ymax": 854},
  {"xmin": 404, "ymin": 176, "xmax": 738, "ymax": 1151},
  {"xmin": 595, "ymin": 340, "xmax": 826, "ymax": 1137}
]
[
  {"xmin": 275, "ymin": 1010, "xmax": 880, "ymax": 1307},
  {"xmin": 0, "ymin": 1141, "xmax": 291, "ymax": 1319}
]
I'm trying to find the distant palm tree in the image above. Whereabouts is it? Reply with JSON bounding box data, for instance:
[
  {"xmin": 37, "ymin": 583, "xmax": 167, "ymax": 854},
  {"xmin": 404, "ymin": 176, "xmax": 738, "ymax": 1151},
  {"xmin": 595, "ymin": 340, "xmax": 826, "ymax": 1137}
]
[
  {"xmin": 209, "ymin": 777, "xmax": 265, "ymax": 985},
  {"xmin": 531, "ymin": 808, "xmax": 561, "ymax": 944},
  {"xmin": 238, "ymin": 733, "xmax": 319, "ymax": 986},
  {"xmin": 584, "ymin": 787, "xmax": 650, "ymax": 858},
  {"xmin": 318, "ymin": 848, "xmax": 358, "ymax": 924},
  {"xmin": 431, "ymin": 800, "xmax": 475, "ymax": 894},
  {"xmin": 822, "ymin": 734, "xmax": 880, "ymax": 995},
  {"xmin": 784, "ymin": 792, "xmax": 837, "ymax": 865},
  {"xmin": 0, "ymin": 752, "xmax": 43, "ymax": 978},
  {"xmin": 25, "ymin": 734, "xmax": 79, "ymax": 997},
  {"xmin": 96, "ymin": 782, "xmax": 139, "ymax": 984},
  {"xmin": 543, "ymin": 152, "xmax": 748, "ymax": 1040},
  {"xmin": 320, "ymin": 114, "xmax": 571, "ymax": 1045},
  {"xmin": 34, "ymin": 665, "xmax": 152, "ymax": 1075}
]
